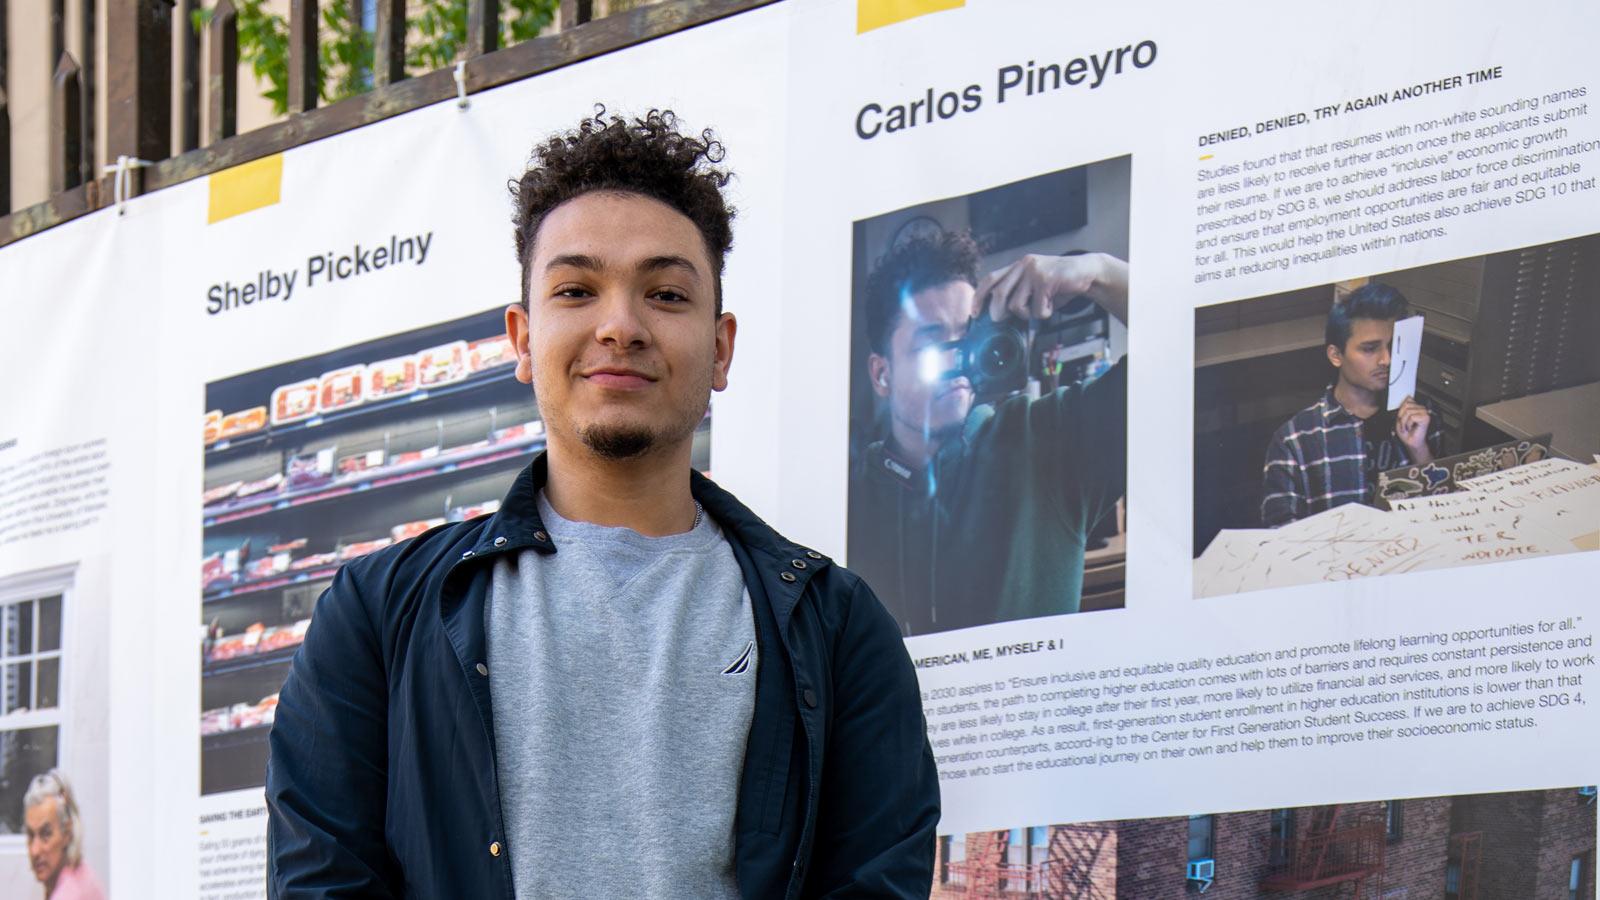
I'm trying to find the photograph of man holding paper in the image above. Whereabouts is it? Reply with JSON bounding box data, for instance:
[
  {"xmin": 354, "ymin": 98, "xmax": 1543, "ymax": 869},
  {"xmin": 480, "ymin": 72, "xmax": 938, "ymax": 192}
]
[
  {"xmin": 1193, "ymin": 233, "xmax": 1600, "ymax": 598},
  {"xmin": 1260, "ymin": 283, "xmax": 1440, "ymax": 526},
  {"xmin": 847, "ymin": 158, "xmax": 1131, "ymax": 636}
]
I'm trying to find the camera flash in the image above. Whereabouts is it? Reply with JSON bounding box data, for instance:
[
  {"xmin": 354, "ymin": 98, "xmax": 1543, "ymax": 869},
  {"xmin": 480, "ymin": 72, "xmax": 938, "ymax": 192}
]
[{"xmin": 918, "ymin": 346, "xmax": 946, "ymax": 384}]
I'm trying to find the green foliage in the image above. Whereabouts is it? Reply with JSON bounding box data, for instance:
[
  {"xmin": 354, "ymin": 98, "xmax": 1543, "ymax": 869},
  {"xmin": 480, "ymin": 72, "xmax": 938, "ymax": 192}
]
[{"xmin": 193, "ymin": 0, "xmax": 559, "ymax": 116}]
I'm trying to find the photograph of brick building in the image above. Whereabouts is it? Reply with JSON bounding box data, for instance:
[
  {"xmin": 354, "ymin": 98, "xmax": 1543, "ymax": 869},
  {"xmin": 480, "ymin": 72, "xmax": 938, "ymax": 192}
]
[{"xmin": 933, "ymin": 787, "xmax": 1596, "ymax": 899}]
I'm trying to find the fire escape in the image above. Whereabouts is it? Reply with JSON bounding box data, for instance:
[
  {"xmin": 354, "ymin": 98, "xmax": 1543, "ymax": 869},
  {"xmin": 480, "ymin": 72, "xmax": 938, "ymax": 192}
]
[
  {"xmin": 943, "ymin": 830, "xmax": 1052, "ymax": 898},
  {"xmin": 1260, "ymin": 805, "xmax": 1386, "ymax": 897}
]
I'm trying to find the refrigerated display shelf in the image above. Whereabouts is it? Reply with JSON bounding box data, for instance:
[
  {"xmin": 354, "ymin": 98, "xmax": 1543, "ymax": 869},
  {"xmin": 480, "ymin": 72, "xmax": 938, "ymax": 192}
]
[
  {"xmin": 205, "ymin": 565, "xmax": 338, "ymax": 603},
  {"xmin": 203, "ymin": 644, "xmax": 301, "ymax": 677},
  {"xmin": 201, "ymin": 722, "xmax": 272, "ymax": 751},
  {"xmin": 205, "ymin": 366, "xmax": 522, "ymax": 459},
  {"xmin": 203, "ymin": 434, "xmax": 542, "ymax": 526}
]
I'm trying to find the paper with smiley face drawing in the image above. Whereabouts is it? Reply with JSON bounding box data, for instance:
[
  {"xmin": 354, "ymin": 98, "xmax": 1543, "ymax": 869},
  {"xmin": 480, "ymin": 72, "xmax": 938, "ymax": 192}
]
[{"xmin": 1386, "ymin": 314, "xmax": 1424, "ymax": 411}]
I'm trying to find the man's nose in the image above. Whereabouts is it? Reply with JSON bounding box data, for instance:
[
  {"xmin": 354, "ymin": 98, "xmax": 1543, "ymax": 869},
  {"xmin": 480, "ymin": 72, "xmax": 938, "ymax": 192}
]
[{"xmin": 595, "ymin": 293, "xmax": 650, "ymax": 348}]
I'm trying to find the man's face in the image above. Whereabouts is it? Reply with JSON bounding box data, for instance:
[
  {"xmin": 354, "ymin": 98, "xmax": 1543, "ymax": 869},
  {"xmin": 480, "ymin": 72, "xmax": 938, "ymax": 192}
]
[
  {"xmin": 1329, "ymin": 317, "xmax": 1394, "ymax": 394},
  {"xmin": 869, "ymin": 280, "xmax": 976, "ymax": 446},
  {"xmin": 506, "ymin": 191, "xmax": 735, "ymax": 461},
  {"xmin": 25, "ymin": 798, "xmax": 69, "ymax": 884}
]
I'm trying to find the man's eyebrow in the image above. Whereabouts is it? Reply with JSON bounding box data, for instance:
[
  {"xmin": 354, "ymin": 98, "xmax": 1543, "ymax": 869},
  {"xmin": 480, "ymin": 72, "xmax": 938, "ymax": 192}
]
[
  {"xmin": 638, "ymin": 255, "xmax": 703, "ymax": 277},
  {"xmin": 545, "ymin": 253, "xmax": 607, "ymax": 273}
]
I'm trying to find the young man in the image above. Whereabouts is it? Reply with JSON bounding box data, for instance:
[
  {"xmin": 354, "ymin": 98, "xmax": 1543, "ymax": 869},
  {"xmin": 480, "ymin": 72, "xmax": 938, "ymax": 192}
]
[
  {"xmin": 266, "ymin": 109, "xmax": 938, "ymax": 899},
  {"xmin": 1261, "ymin": 282, "xmax": 1440, "ymax": 526},
  {"xmin": 850, "ymin": 230, "xmax": 1129, "ymax": 635}
]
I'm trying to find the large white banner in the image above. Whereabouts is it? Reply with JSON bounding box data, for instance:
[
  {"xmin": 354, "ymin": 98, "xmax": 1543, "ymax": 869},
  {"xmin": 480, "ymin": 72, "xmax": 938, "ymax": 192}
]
[{"xmin": 1, "ymin": 0, "xmax": 1597, "ymax": 897}]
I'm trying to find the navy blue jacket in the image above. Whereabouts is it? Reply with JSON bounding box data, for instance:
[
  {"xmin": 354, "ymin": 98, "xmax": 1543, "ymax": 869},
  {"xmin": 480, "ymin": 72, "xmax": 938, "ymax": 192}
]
[{"xmin": 265, "ymin": 454, "xmax": 939, "ymax": 898}]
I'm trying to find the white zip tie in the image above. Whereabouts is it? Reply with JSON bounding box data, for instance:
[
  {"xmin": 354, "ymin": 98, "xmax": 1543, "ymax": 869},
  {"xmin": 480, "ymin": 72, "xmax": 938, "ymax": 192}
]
[
  {"xmin": 99, "ymin": 155, "xmax": 153, "ymax": 216},
  {"xmin": 454, "ymin": 61, "xmax": 470, "ymax": 110}
]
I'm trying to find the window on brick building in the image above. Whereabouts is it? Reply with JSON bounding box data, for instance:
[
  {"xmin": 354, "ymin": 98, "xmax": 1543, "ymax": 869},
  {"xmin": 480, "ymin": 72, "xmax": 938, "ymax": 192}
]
[
  {"xmin": 939, "ymin": 834, "xmax": 965, "ymax": 886},
  {"xmin": 1187, "ymin": 816, "xmax": 1216, "ymax": 894},
  {"xmin": 1570, "ymin": 853, "xmax": 1588, "ymax": 900},
  {"xmin": 1269, "ymin": 808, "xmax": 1295, "ymax": 866},
  {"xmin": 1188, "ymin": 814, "xmax": 1215, "ymax": 861},
  {"xmin": 1445, "ymin": 860, "xmax": 1461, "ymax": 899},
  {"xmin": 1385, "ymin": 800, "xmax": 1403, "ymax": 842}
]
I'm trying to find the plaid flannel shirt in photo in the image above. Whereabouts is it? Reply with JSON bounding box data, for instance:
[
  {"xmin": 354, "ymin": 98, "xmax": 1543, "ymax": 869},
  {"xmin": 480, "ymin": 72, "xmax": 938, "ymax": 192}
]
[{"xmin": 1260, "ymin": 387, "xmax": 1441, "ymax": 527}]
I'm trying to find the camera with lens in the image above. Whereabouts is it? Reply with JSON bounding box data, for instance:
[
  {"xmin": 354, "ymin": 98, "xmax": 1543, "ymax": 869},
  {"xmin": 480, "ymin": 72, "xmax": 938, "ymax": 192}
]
[
  {"xmin": 957, "ymin": 313, "xmax": 1029, "ymax": 398},
  {"xmin": 953, "ymin": 294, "xmax": 1103, "ymax": 400}
]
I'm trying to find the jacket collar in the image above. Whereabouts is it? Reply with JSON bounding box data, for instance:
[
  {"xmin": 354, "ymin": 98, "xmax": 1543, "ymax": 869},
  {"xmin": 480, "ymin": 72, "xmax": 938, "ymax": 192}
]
[{"xmin": 475, "ymin": 453, "xmax": 831, "ymax": 633}]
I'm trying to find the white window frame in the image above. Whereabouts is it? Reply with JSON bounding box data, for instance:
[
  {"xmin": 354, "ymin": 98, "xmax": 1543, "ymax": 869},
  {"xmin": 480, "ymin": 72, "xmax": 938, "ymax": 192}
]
[{"xmin": 0, "ymin": 563, "xmax": 75, "ymax": 851}]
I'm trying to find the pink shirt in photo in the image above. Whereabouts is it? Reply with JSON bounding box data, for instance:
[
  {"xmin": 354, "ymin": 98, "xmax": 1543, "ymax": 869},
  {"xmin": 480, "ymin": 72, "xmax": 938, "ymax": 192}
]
[{"xmin": 48, "ymin": 862, "xmax": 106, "ymax": 900}]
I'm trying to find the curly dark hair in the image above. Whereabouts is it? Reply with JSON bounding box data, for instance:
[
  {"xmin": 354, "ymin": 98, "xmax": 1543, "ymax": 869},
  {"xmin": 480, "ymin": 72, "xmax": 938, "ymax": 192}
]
[
  {"xmin": 864, "ymin": 229, "xmax": 981, "ymax": 355},
  {"xmin": 510, "ymin": 106, "xmax": 735, "ymax": 313}
]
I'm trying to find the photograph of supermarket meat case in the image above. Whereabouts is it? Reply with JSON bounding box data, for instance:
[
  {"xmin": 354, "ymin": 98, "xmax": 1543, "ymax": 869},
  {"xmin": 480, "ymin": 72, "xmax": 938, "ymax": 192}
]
[
  {"xmin": 1193, "ymin": 232, "xmax": 1600, "ymax": 598},
  {"xmin": 932, "ymin": 786, "xmax": 1597, "ymax": 899},
  {"xmin": 197, "ymin": 307, "xmax": 711, "ymax": 794}
]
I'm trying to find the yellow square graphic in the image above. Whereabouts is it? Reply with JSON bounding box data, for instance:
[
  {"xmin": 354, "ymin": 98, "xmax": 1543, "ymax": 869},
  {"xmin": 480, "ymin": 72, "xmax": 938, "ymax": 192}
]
[
  {"xmin": 208, "ymin": 154, "xmax": 285, "ymax": 224},
  {"xmin": 858, "ymin": 0, "xmax": 964, "ymax": 34}
]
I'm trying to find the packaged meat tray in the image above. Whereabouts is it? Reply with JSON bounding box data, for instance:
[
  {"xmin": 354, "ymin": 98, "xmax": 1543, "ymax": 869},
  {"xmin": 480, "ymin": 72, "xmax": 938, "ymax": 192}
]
[
  {"xmin": 201, "ymin": 552, "xmax": 232, "ymax": 590},
  {"xmin": 492, "ymin": 421, "xmax": 545, "ymax": 443},
  {"xmin": 202, "ymin": 481, "xmax": 244, "ymax": 506},
  {"xmin": 338, "ymin": 448, "xmax": 386, "ymax": 476},
  {"xmin": 267, "ymin": 537, "xmax": 308, "ymax": 554},
  {"xmin": 245, "ymin": 553, "xmax": 291, "ymax": 581},
  {"xmin": 233, "ymin": 693, "xmax": 279, "ymax": 729},
  {"xmin": 207, "ymin": 634, "xmax": 251, "ymax": 662},
  {"xmin": 288, "ymin": 551, "xmax": 339, "ymax": 571},
  {"xmin": 339, "ymin": 538, "xmax": 394, "ymax": 561},
  {"xmin": 318, "ymin": 366, "xmax": 365, "ymax": 412},
  {"xmin": 236, "ymin": 472, "xmax": 284, "ymax": 498},
  {"xmin": 285, "ymin": 448, "xmax": 336, "ymax": 489},
  {"xmin": 219, "ymin": 406, "xmax": 268, "ymax": 439},
  {"xmin": 270, "ymin": 380, "xmax": 319, "ymax": 425},
  {"xmin": 388, "ymin": 446, "xmax": 440, "ymax": 467},
  {"xmin": 417, "ymin": 341, "xmax": 468, "ymax": 387},
  {"xmin": 257, "ymin": 619, "xmax": 311, "ymax": 653},
  {"xmin": 468, "ymin": 335, "xmax": 516, "ymax": 373},
  {"xmin": 390, "ymin": 518, "xmax": 447, "ymax": 542},
  {"xmin": 448, "ymin": 499, "xmax": 501, "ymax": 521},
  {"xmin": 201, "ymin": 708, "xmax": 232, "ymax": 736},
  {"xmin": 204, "ymin": 410, "xmax": 222, "ymax": 445},
  {"xmin": 367, "ymin": 354, "xmax": 418, "ymax": 399}
]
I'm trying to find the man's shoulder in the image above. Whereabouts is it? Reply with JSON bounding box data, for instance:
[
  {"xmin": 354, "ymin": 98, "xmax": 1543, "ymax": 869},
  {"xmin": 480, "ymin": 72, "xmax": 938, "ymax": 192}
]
[{"xmin": 1270, "ymin": 395, "xmax": 1332, "ymax": 446}]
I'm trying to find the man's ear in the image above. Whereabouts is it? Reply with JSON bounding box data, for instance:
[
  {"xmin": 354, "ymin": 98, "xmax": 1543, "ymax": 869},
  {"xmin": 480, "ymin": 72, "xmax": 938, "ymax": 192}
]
[
  {"xmin": 506, "ymin": 303, "xmax": 533, "ymax": 384},
  {"xmin": 711, "ymin": 312, "xmax": 738, "ymax": 392},
  {"xmin": 1325, "ymin": 342, "xmax": 1344, "ymax": 371},
  {"xmin": 868, "ymin": 353, "xmax": 891, "ymax": 398}
]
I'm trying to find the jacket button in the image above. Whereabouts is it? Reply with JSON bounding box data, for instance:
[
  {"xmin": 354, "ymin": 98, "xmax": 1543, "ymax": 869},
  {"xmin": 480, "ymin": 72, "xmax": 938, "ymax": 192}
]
[
  {"xmin": 493, "ymin": 536, "xmax": 507, "ymax": 547},
  {"xmin": 476, "ymin": 663, "xmax": 489, "ymax": 676},
  {"xmin": 806, "ymin": 550, "xmax": 823, "ymax": 560},
  {"xmin": 803, "ymin": 689, "xmax": 818, "ymax": 708},
  {"xmin": 780, "ymin": 571, "xmax": 797, "ymax": 583},
  {"xmin": 461, "ymin": 550, "xmax": 475, "ymax": 560},
  {"xmin": 534, "ymin": 530, "xmax": 549, "ymax": 542},
  {"xmin": 791, "ymin": 559, "xmax": 807, "ymax": 569},
  {"xmin": 489, "ymin": 841, "xmax": 501, "ymax": 857}
]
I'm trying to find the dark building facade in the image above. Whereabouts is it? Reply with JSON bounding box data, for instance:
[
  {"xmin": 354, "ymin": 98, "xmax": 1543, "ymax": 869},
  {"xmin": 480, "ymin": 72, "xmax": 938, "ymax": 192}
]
[{"xmin": 932, "ymin": 788, "xmax": 1595, "ymax": 900}]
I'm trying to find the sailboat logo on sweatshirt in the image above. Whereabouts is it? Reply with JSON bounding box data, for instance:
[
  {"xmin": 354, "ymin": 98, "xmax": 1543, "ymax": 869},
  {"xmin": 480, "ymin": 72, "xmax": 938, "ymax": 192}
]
[{"xmin": 722, "ymin": 641, "xmax": 755, "ymax": 675}]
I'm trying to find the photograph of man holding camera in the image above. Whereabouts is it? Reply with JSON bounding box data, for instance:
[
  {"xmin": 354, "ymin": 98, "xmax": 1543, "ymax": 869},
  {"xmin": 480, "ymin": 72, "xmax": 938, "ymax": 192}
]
[{"xmin": 847, "ymin": 161, "xmax": 1131, "ymax": 636}]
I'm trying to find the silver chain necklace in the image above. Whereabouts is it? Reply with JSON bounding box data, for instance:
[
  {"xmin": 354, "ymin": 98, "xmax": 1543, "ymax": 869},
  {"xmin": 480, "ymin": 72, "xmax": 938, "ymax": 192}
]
[{"xmin": 692, "ymin": 501, "xmax": 704, "ymax": 530}]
